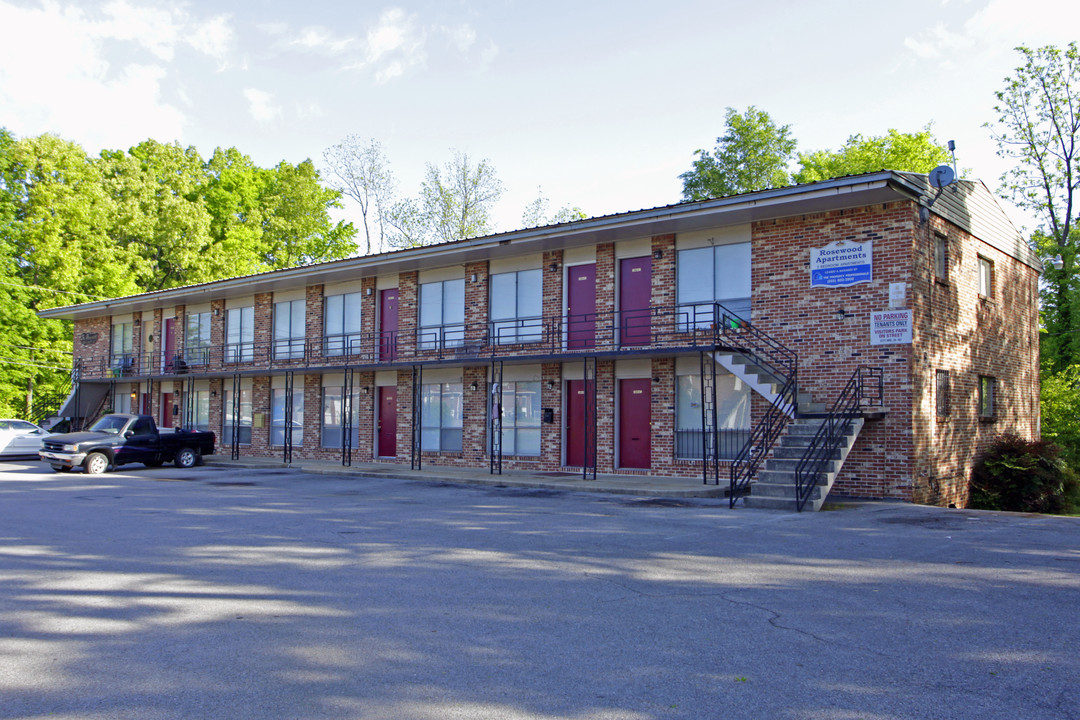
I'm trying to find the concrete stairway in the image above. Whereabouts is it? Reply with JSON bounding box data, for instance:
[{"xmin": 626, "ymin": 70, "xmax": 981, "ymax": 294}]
[
  {"xmin": 742, "ymin": 416, "xmax": 865, "ymax": 512},
  {"xmin": 713, "ymin": 352, "xmax": 825, "ymax": 416}
]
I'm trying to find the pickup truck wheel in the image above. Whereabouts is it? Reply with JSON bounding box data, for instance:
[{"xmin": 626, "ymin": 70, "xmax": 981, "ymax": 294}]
[
  {"xmin": 175, "ymin": 447, "xmax": 198, "ymax": 469},
  {"xmin": 84, "ymin": 452, "xmax": 109, "ymax": 475}
]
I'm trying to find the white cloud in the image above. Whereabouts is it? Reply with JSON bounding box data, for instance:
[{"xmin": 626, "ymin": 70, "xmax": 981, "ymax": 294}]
[
  {"xmin": 290, "ymin": 25, "xmax": 355, "ymax": 54},
  {"xmin": 244, "ymin": 88, "xmax": 282, "ymax": 124},
  {"xmin": 187, "ymin": 14, "xmax": 235, "ymax": 69},
  {"xmin": 0, "ymin": 0, "xmax": 185, "ymax": 149},
  {"xmin": 441, "ymin": 23, "xmax": 476, "ymax": 53},
  {"xmin": 904, "ymin": 0, "xmax": 1079, "ymax": 64}
]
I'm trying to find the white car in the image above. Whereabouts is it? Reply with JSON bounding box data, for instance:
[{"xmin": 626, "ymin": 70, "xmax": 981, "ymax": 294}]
[{"xmin": 0, "ymin": 419, "xmax": 51, "ymax": 458}]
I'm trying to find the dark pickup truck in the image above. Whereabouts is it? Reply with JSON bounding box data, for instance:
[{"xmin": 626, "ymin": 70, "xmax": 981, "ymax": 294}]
[{"xmin": 39, "ymin": 413, "xmax": 216, "ymax": 474}]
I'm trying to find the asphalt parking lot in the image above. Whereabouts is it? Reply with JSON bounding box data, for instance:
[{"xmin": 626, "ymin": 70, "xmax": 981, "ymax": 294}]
[{"xmin": 1, "ymin": 459, "xmax": 1078, "ymax": 720}]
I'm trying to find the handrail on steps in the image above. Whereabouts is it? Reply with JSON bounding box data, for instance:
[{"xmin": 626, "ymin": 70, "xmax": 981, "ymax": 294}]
[{"xmin": 793, "ymin": 366, "xmax": 883, "ymax": 512}]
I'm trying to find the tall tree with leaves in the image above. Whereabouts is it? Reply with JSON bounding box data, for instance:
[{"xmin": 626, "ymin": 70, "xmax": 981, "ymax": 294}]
[
  {"xmin": 987, "ymin": 42, "xmax": 1080, "ymax": 369},
  {"xmin": 387, "ymin": 151, "xmax": 504, "ymax": 247},
  {"xmin": 322, "ymin": 136, "xmax": 396, "ymax": 255},
  {"xmin": 680, "ymin": 106, "xmax": 797, "ymax": 201},
  {"xmin": 794, "ymin": 127, "xmax": 952, "ymax": 183}
]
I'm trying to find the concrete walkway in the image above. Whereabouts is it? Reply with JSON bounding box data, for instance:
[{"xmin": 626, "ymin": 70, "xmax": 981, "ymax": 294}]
[{"xmin": 205, "ymin": 454, "xmax": 730, "ymax": 498}]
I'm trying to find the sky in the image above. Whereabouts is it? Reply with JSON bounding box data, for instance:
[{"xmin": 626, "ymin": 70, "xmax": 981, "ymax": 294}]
[{"xmin": 1, "ymin": 0, "xmax": 1078, "ymax": 251}]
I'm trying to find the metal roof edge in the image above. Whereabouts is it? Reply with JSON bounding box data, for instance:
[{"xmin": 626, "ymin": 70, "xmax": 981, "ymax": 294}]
[{"xmin": 37, "ymin": 171, "xmax": 913, "ymax": 320}]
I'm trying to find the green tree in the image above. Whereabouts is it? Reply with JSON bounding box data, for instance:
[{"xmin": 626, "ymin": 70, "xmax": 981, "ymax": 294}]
[
  {"xmin": 679, "ymin": 106, "xmax": 796, "ymax": 201},
  {"xmin": 794, "ymin": 126, "xmax": 952, "ymax": 184},
  {"xmin": 521, "ymin": 186, "xmax": 586, "ymax": 228},
  {"xmin": 1041, "ymin": 363, "xmax": 1080, "ymax": 470},
  {"xmin": 987, "ymin": 42, "xmax": 1080, "ymax": 369},
  {"xmin": 387, "ymin": 151, "xmax": 504, "ymax": 247},
  {"xmin": 256, "ymin": 159, "xmax": 355, "ymax": 267}
]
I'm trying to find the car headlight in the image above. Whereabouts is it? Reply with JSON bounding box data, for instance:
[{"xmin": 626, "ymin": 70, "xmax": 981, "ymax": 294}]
[{"xmin": 62, "ymin": 444, "xmax": 79, "ymax": 452}]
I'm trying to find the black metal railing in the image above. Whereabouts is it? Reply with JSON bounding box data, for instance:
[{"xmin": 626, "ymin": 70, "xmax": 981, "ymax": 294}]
[
  {"xmin": 728, "ymin": 370, "xmax": 798, "ymax": 505},
  {"xmin": 73, "ymin": 303, "xmax": 778, "ymax": 380},
  {"xmin": 793, "ymin": 366, "xmax": 884, "ymax": 512}
]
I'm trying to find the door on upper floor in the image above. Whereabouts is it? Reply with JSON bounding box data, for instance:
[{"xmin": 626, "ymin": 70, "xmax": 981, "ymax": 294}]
[
  {"xmin": 566, "ymin": 264, "xmax": 596, "ymax": 350},
  {"xmin": 619, "ymin": 256, "xmax": 652, "ymax": 346},
  {"xmin": 379, "ymin": 289, "xmax": 399, "ymax": 361}
]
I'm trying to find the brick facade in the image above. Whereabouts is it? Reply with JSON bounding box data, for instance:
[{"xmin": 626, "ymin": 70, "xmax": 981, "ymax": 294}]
[{"xmin": 52, "ymin": 176, "xmax": 1040, "ymax": 507}]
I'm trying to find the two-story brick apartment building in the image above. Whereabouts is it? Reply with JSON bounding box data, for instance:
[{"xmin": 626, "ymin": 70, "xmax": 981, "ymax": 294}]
[{"xmin": 41, "ymin": 171, "xmax": 1041, "ymax": 509}]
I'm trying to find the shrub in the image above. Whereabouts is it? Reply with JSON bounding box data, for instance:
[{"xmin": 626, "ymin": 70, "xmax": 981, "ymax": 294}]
[{"xmin": 969, "ymin": 434, "xmax": 1080, "ymax": 514}]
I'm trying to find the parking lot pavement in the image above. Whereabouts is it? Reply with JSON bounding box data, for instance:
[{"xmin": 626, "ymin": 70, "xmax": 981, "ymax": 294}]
[{"xmin": 1, "ymin": 459, "xmax": 1078, "ymax": 720}]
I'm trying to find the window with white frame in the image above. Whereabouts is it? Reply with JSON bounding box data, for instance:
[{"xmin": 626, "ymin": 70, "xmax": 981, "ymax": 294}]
[
  {"xmin": 274, "ymin": 300, "xmax": 306, "ymax": 359},
  {"xmin": 421, "ymin": 383, "xmax": 463, "ymax": 451},
  {"xmin": 492, "ymin": 381, "xmax": 542, "ymax": 455},
  {"xmin": 324, "ymin": 293, "xmax": 363, "ymax": 356},
  {"xmin": 192, "ymin": 389, "xmax": 210, "ymax": 431},
  {"xmin": 978, "ymin": 256, "xmax": 994, "ymax": 298},
  {"xmin": 271, "ymin": 388, "xmax": 304, "ymax": 446},
  {"xmin": 322, "ymin": 386, "xmax": 360, "ymax": 448},
  {"xmin": 676, "ymin": 243, "xmax": 751, "ymax": 328},
  {"xmin": 226, "ymin": 306, "xmax": 254, "ymax": 363},
  {"xmin": 675, "ymin": 373, "xmax": 750, "ymax": 460},
  {"xmin": 223, "ymin": 388, "xmax": 252, "ymax": 445},
  {"xmin": 110, "ymin": 321, "xmax": 134, "ymax": 375},
  {"xmin": 419, "ymin": 279, "xmax": 465, "ymax": 350},
  {"xmin": 184, "ymin": 312, "xmax": 211, "ymax": 365},
  {"xmin": 490, "ymin": 269, "xmax": 542, "ymax": 344},
  {"xmin": 978, "ymin": 375, "xmax": 996, "ymax": 419}
]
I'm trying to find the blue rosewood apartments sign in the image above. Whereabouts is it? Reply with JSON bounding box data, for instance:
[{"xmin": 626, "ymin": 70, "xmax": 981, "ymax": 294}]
[{"xmin": 811, "ymin": 240, "xmax": 872, "ymax": 288}]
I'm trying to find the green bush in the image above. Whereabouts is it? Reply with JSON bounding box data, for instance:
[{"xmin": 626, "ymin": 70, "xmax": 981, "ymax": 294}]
[{"xmin": 969, "ymin": 434, "xmax": 1080, "ymax": 514}]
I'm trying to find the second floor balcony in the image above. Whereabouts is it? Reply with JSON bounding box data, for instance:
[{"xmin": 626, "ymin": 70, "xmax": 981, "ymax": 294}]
[{"xmin": 84, "ymin": 303, "xmax": 764, "ymax": 381}]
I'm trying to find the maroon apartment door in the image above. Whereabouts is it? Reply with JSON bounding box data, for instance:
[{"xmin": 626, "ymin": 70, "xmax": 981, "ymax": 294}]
[
  {"xmin": 160, "ymin": 392, "xmax": 174, "ymax": 429},
  {"xmin": 620, "ymin": 256, "xmax": 652, "ymax": 346},
  {"xmin": 565, "ymin": 379, "xmax": 596, "ymax": 467},
  {"xmin": 378, "ymin": 386, "xmax": 397, "ymax": 457},
  {"xmin": 380, "ymin": 289, "xmax": 399, "ymax": 361},
  {"xmin": 619, "ymin": 379, "xmax": 651, "ymax": 468},
  {"xmin": 567, "ymin": 264, "xmax": 596, "ymax": 350}
]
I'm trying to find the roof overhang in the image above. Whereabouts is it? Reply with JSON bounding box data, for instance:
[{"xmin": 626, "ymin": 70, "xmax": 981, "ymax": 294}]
[{"xmin": 40, "ymin": 172, "xmax": 923, "ymax": 321}]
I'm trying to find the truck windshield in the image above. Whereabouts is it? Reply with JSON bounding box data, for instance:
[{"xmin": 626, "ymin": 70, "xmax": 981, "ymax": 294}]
[{"xmin": 89, "ymin": 416, "xmax": 129, "ymax": 434}]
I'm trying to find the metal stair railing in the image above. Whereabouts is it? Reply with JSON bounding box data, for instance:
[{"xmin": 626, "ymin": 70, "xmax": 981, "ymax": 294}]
[
  {"xmin": 728, "ymin": 371, "xmax": 798, "ymax": 505},
  {"xmin": 793, "ymin": 366, "xmax": 883, "ymax": 512}
]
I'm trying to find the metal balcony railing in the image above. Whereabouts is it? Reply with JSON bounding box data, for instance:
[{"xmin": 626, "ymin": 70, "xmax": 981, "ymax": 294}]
[{"xmin": 74, "ymin": 303, "xmax": 762, "ymax": 380}]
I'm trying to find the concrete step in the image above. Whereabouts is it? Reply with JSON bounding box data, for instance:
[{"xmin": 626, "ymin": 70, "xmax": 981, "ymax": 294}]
[
  {"xmin": 748, "ymin": 480, "xmax": 827, "ymax": 499},
  {"xmin": 758, "ymin": 469, "xmax": 829, "ymax": 485},
  {"xmin": 773, "ymin": 445, "xmax": 843, "ymax": 459},
  {"xmin": 742, "ymin": 493, "xmax": 827, "ymax": 512},
  {"xmin": 764, "ymin": 457, "xmax": 838, "ymax": 472}
]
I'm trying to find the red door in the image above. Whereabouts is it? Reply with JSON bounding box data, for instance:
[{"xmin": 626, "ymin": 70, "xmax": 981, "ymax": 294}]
[
  {"xmin": 565, "ymin": 379, "xmax": 596, "ymax": 467},
  {"xmin": 163, "ymin": 318, "xmax": 175, "ymax": 372},
  {"xmin": 620, "ymin": 256, "xmax": 652, "ymax": 346},
  {"xmin": 378, "ymin": 386, "xmax": 397, "ymax": 457},
  {"xmin": 619, "ymin": 379, "xmax": 651, "ymax": 468},
  {"xmin": 161, "ymin": 392, "xmax": 174, "ymax": 429},
  {"xmin": 567, "ymin": 264, "xmax": 596, "ymax": 350},
  {"xmin": 380, "ymin": 289, "xmax": 399, "ymax": 360}
]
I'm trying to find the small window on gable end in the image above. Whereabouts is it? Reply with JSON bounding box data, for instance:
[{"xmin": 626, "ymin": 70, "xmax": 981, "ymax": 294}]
[
  {"xmin": 979, "ymin": 376, "xmax": 996, "ymax": 420},
  {"xmin": 934, "ymin": 234, "xmax": 948, "ymax": 282},
  {"xmin": 936, "ymin": 369, "xmax": 950, "ymax": 419},
  {"xmin": 978, "ymin": 256, "xmax": 993, "ymax": 298}
]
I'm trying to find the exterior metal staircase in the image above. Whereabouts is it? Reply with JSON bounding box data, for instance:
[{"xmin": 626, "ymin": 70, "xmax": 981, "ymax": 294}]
[{"xmin": 743, "ymin": 416, "xmax": 865, "ymax": 511}]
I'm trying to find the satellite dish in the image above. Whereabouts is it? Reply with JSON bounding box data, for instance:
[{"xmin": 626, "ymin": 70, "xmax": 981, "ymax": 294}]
[{"xmin": 929, "ymin": 165, "xmax": 955, "ymax": 188}]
